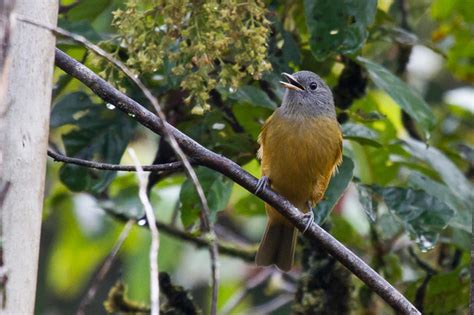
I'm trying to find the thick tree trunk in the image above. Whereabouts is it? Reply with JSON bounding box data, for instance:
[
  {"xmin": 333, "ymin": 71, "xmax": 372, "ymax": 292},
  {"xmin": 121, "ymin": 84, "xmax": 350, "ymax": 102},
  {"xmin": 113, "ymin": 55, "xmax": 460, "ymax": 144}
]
[{"xmin": 0, "ymin": 0, "xmax": 57, "ymax": 314}]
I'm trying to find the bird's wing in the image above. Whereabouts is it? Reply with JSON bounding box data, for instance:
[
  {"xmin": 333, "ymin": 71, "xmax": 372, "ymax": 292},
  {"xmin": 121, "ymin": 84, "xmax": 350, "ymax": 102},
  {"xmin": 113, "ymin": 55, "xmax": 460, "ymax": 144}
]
[{"xmin": 257, "ymin": 113, "xmax": 275, "ymax": 161}]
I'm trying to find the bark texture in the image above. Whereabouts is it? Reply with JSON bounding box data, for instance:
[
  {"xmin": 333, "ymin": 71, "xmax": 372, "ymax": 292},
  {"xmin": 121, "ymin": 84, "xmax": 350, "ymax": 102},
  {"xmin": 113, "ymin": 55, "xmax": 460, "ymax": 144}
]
[{"xmin": 0, "ymin": 1, "xmax": 57, "ymax": 313}]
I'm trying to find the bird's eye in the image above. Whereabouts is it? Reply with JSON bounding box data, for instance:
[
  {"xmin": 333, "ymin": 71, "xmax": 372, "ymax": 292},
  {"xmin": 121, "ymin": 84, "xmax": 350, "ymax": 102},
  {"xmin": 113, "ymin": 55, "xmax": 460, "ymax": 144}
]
[{"xmin": 309, "ymin": 82, "xmax": 318, "ymax": 90}]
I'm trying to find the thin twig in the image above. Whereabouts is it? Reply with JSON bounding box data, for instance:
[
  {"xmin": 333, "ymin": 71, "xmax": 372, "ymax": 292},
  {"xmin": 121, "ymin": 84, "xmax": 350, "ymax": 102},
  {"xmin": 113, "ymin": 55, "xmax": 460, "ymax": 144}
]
[
  {"xmin": 47, "ymin": 148, "xmax": 185, "ymax": 172},
  {"xmin": 53, "ymin": 49, "xmax": 420, "ymax": 314},
  {"xmin": 128, "ymin": 149, "xmax": 160, "ymax": 315},
  {"xmin": 76, "ymin": 220, "xmax": 134, "ymax": 315},
  {"xmin": 16, "ymin": 17, "xmax": 220, "ymax": 312}
]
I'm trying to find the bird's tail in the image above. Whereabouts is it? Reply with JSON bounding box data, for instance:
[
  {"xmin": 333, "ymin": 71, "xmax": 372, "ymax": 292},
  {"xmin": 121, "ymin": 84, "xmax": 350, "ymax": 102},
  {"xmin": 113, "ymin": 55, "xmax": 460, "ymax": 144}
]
[{"xmin": 255, "ymin": 210, "xmax": 298, "ymax": 272}]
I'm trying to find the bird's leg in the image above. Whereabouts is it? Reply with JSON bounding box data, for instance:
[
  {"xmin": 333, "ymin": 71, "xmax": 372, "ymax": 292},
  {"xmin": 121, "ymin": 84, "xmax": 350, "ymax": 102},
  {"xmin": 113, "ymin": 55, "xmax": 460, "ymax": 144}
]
[
  {"xmin": 255, "ymin": 176, "xmax": 270, "ymax": 195},
  {"xmin": 302, "ymin": 201, "xmax": 314, "ymax": 234}
]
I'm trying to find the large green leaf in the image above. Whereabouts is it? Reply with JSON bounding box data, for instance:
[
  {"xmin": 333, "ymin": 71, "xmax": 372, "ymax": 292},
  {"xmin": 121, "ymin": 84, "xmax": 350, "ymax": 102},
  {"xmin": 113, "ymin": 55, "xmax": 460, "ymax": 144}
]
[
  {"xmin": 357, "ymin": 57, "xmax": 435, "ymax": 133},
  {"xmin": 52, "ymin": 92, "xmax": 136, "ymax": 193},
  {"xmin": 232, "ymin": 103, "xmax": 272, "ymax": 140},
  {"xmin": 304, "ymin": 0, "xmax": 377, "ymax": 59},
  {"xmin": 407, "ymin": 171, "xmax": 471, "ymax": 233},
  {"xmin": 313, "ymin": 156, "xmax": 354, "ymax": 225},
  {"xmin": 342, "ymin": 122, "xmax": 381, "ymax": 147},
  {"xmin": 403, "ymin": 139, "xmax": 474, "ymax": 204},
  {"xmin": 403, "ymin": 139, "xmax": 474, "ymax": 233},
  {"xmin": 180, "ymin": 167, "xmax": 233, "ymax": 228},
  {"xmin": 373, "ymin": 186, "xmax": 454, "ymax": 251},
  {"xmin": 51, "ymin": 92, "xmax": 92, "ymax": 127}
]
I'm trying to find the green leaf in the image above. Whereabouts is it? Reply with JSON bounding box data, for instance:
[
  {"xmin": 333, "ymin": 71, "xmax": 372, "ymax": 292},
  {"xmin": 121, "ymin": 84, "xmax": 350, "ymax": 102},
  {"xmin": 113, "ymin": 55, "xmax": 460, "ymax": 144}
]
[
  {"xmin": 423, "ymin": 267, "xmax": 470, "ymax": 314},
  {"xmin": 59, "ymin": 164, "xmax": 91, "ymax": 192},
  {"xmin": 403, "ymin": 139, "xmax": 474, "ymax": 232},
  {"xmin": 304, "ymin": 0, "xmax": 377, "ymax": 59},
  {"xmin": 233, "ymin": 194, "xmax": 264, "ymax": 217},
  {"xmin": 330, "ymin": 215, "xmax": 366, "ymax": 251},
  {"xmin": 268, "ymin": 19, "xmax": 302, "ymax": 73},
  {"xmin": 431, "ymin": 0, "xmax": 457, "ymax": 20},
  {"xmin": 57, "ymin": 20, "xmax": 102, "ymax": 42},
  {"xmin": 51, "ymin": 92, "xmax": 92, "ymax": 127},
  {"xmin": 373, "ymin": 186, "xmax": 455, "ymax": 251},
  {"xmin": 52, "ymin": 92, "xmax": 136, "ymax": 193},
  {"xmin": 357, "ymin": 57, "xmax": 435, "ymax": 133},
  {"xmin": 313, "ymin": 156, "xmax": 354, "ymax": 225},
  {"xmin": 66, "ymin": 0, "xmax": 112, "ymax": 22},
  {"xmin": 227, "ymin": 85, "xmax": 277, "ymax": 109},
  {"xmin": 342, "ymin": 122, "xmax": 382, "ymax": 147},
  {"xmin": 381, "ymin": 253, "xmax": 402, "ymax": 284},
  {"xmin": 378, "ymin": 212, "xmax": 403, "ymax": 239},
  {"xmin": 232, "ymin": 103, "xmax": 272, "ymax": 140},
  {"xmin": 180, "ymin": 167, "xmax": 233, "ymax": 228},
  {"xmin": 407, "ymin": 171, "xmax": 471, "ymax": 233}
]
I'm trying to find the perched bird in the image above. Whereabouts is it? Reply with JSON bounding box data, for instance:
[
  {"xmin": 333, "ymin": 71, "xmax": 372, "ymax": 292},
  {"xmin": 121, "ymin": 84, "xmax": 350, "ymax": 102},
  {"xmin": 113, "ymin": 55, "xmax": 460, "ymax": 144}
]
[{"xmin": 255, "ymin": 71, "xmax": 342, "ymax": 271}]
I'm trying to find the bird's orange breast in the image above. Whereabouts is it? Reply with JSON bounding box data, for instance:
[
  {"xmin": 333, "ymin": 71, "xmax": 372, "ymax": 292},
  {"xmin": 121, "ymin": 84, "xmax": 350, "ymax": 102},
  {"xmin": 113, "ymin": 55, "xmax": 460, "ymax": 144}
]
[{"xmin": 258, "ymin": 112, "xmax": 342, "ymax": 215}]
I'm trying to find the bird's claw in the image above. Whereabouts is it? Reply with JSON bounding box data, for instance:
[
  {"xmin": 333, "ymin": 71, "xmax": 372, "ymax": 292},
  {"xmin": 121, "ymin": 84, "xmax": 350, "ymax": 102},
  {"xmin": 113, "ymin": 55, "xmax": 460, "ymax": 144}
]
[
  {"xmin": 302, "ymin": 210, "xmax": 314, "ymax": 234},
  {"xmin": 255, "ymin": 176, "xmax": 269, "ymax": 195}
]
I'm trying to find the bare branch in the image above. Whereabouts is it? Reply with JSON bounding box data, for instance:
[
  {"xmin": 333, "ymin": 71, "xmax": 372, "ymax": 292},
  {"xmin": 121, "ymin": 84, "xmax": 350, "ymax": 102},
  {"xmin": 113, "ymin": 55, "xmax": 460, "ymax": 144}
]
[
  {"xmin": 76, "ymin": 220, "xmax": 134, "ymax": 315},
  {"xmin": 53, "ymin": 49, "xmax": 420, "ymax": 315},
  {"xmin": 128, "ymin": 149, "xmax": 160, "ymax": 315},
  {"xmin": 47, "ymin": 148, "xmax": 186, "ymax": 172}
]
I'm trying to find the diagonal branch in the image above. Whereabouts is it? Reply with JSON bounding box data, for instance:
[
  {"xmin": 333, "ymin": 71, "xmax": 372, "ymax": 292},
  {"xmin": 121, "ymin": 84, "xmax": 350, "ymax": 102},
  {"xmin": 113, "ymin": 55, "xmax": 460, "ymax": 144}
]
[{"xmin": 54, "ymin": 49, "xmax": 420, "ymax": 315}]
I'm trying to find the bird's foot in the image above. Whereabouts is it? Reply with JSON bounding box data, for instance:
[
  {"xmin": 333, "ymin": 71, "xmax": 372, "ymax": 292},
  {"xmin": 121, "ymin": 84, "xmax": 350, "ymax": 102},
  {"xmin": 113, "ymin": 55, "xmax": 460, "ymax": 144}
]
[
  {"xmin": 302, "ymin": 209, "xmax": 314, "ymax": 234},
  {"xmin": 255, "ymin": 176, "xmax": 270, "ymax": 195}
]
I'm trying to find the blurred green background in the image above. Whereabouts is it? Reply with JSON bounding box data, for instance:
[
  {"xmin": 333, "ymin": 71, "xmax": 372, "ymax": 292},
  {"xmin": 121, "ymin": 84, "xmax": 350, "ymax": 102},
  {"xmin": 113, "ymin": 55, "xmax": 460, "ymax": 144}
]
[{"xmin": 38, "ymin": 0, "xmax": 473, "ymax": 314}]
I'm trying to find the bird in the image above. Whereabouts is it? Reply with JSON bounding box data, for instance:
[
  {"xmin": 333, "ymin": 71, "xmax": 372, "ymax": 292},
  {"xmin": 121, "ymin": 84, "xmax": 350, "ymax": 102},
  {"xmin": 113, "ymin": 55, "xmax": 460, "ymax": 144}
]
[{"xmin": 255, "ymin": 71, "xmax": 343, "ymax": 272}]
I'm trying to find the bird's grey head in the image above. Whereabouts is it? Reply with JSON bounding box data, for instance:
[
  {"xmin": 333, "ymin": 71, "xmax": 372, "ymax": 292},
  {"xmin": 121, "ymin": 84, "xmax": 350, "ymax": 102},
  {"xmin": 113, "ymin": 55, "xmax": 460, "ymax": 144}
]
[{"xmin": 279, "ymin": 71, "xmax": 336, "ymax": 118}]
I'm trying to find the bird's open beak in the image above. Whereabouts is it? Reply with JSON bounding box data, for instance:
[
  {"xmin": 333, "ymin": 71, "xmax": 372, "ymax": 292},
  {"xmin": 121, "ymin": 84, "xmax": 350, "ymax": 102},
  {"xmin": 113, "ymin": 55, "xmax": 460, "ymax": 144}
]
[{"xmin": 280, "ymin": 72, "xmax": 305, "ymax": 91}]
